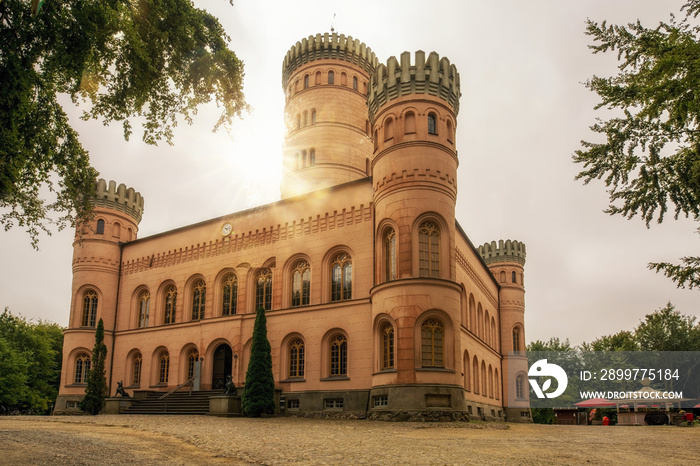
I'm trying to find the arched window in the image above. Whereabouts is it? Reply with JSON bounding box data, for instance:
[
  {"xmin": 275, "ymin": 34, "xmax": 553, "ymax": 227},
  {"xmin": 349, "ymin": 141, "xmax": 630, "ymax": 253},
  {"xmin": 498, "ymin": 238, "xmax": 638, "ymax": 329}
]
[
  {"xmin": 112, "ymin": 222, "xmax": 121, "ymax": 239},
  {"xmin": 428, "ymin": 112, "xmax": 437, "ymax": 135},
  {"xmin": 464, "ymin": 351, "xmax": 471, "ymax": 391},
  {"xmin": 74, "ymin": 353, "xmax": 91, "ymax": 384},
  {"xmin": 515, "ymin": 374, "xmax": 525, "ymax": 399},
  {"xmin": 309, "ymin": 149, "xmax": 315, "ymax": 166},
  {"xmin": 81, "ymin": 290, "xmax": 98, "ymax": 327},
  {"xmin": 289, "ymin": 338, "xmax": 305, "ymax": 378},
  {"xmin": 404, "ymin": 111, "xmax": 416, "ymax": 133},
  {"xmin": 418, "ymin": 221, "xmax": 440, "ymax": 278},
  {"xmin": 340, "ymin": 71, "xmax": 347, "ymax": 86},
  {"xmin": 256, "ymin": 268, "xmax": 273, "ymax": 311},
  {"xmin": 138, "ymin": 291, "xmax": 150, "ymax": 328},
  {"xmin": 96, "ymin": 219, "xmax": 105, "ymax": 235},
  {"xmin": 381, "ymin": 322, "xmax": 394, "ymax": 370},
  {"xmin": 311, "ymin": 109, "xmax": 317, "ymax": 124},
  {"xmin": 222, "ymin": 274, "xmax": 238, "ymax": 316},
  {"xmin": 187, "ymin": 349, "xmax": 199, "ymax": 380},
  {"xmin": 315, "ymin": 71, "xmax": 322, "ymax": 85},
  {"xmin": 384, "ymin": 228, "xmax": 396, "ymax": 282},
  {"xmin": 495, "ymin": 368, "xmax": 500, "ymax": 400},
  {"xmin": 291, "ymin": 261, "xmax": 310, "ymax": 307},
  {"xmin": 330, "ymin": 253, "xmax": 352, "ymax": 302},
  {"xmin": 446, "ymin": 119, "xmax": 453, "ymax": 142},
  {"xmin": 329, "ymin": 334, "xmax": 347, "ymax": 376},
  {"xmin": 303, "ymin": 110, "xmax": 308, "ymax": 126},
  {"xmin": 352, "ymin": 76, "xmax": 358, "ymax": 90},
  {"xmin": 296, "ymin": 114, "xmax": 301, "ymax": 130},
  {"xmin": 488, "ymin": 365, "xmax": 494, "ymax": 398},
  {"xmin": 481, "ymin": 362, "xmax": 487, "ymax": 397},
  {"xmin": 304, "ymin": 74, "xmax": 309, "ymax": 88},
  {"xmin": 421, "ymin": 318, "xmax": 444, "ymax": 368},
  {"xmin": 132, "ymin": 353, "xmax": 142, "ymax": 386},
  {"xmin": 302, "ymin": 150, "xmax": 307, "ymax": 168},
  {"xmin": 327, "ymin": 70, "xmax": 334, "ymax": 84},
  {"xmin": 500, "ymin": 271, "xmax": 506, "ymax": 283},
  {"xmin": 513, "ymin": 327, "xmax": 521, "ymax": 353},
  {"xmin": 473, "ymin": 357, "xmax": 480, "ymax": 394},
  {"xmin": 191, "ymin": 280, "xmax": 206, "ymax": 320},
  {"xmin": 512, "ymin": 271, "xmax": 517, "ymax": 284},
  {"xmin": 164, "ymin": 286, "xmax": 177, "ymax": 324},
  {"xmin": 384, "ymin": 117, "xmax": 394, "ymax": 141},
  {"xmin": 159, "ymin": 352, "xmax": 170, "ymax": 384}
]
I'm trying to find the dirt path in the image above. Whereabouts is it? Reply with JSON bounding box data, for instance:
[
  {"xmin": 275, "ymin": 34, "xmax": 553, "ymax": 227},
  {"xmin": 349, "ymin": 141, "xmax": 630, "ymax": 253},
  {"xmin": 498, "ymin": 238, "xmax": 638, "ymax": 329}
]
[{"xmin": 1, "ymin": 416, "xmax": 697, "ymax": 465}]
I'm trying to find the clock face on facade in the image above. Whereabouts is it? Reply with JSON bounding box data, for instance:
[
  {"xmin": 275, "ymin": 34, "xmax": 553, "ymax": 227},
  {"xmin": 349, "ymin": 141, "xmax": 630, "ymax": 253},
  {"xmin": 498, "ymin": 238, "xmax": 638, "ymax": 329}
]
[{"xmin": 221, "ymin": 222, "xmax": 233, "ymax": 236}]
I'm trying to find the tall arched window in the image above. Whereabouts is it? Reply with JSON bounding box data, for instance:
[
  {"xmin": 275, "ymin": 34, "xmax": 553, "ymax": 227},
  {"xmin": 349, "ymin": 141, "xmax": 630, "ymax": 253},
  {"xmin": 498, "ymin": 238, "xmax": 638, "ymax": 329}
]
[
  {"xmin": 473, "ymin": 357, "xmax": 480, "ymax": 394},
  {"xmin": 515, "ymin": 374, "xmax": 525, "ymax": 399},
  {"xmin": 164, "ymin": 286, "xmax": 177, "ymax": 324},
  {"xmin": 340, "ymin": 71, "xmax": 347, "ymax": 86},
  {"xmin": 222, "ymin": 274, "xmax": 237, "ymax": 316},
  {"xmin": 132, "ymin": 353, "xmax": 142, "ymax": 386},
  {"xmin": 327, "ymin": 70, "xmax": 334, "ymax": 84},
  {"xmin": 191, "ymin": 280, "xmax": 206, "ymax": 320},
  {"xmin": 512, "ymin": 271, "xmax": 517, "ymax": 283},
  {"xmin": 187, "ymin": 349, "xmax": 199, "ymax": 380},
  {"xmin": 464, "ymin": 351, "xmax": 471, "ymax": 391},
  {"xmin": 352, "ymin": 76, "xmax": 358, "ymax": 90},
  {"xmin": 74, "ymin": 353, "xmax": 91, "ymax": 384},
  {"xmin": 112, "ymin": 222, "xmax": 121, "ymax": 239},
  {"xmin": 256, "ymin": 268, "xmax": 273, "ymax": 311},
  {"xmin": 289, "ymin": 338, "xmax": 305, "ymax": 378},
  {"xmin": 418, "ymin": 221, "xmax": 440, "ymax": 278},
  {"xmin": 303, "ymin": 111, "xmax": 308, "ymax": 127},
  {"xmin": 404, "ymin": 111, "xmax": 416, "ymax": 133},
  {"xmin": 159, "ymin": 352, "xmax": 170, "ymax": 384},
  {"xmin": 291, "ymin": 261, "xmax": 310, "ymax": 307},
  {"xmin": 384, "ymin": 117, "xmax": 394, "ymax": 141},
  {"xmin": 329, "ymin": 334, "xmax": 347, "ymax": 376},
  {"xmin": 138, "ymin": 291, "xmax": 150, "ymax": 328},
  {"xmin": 381, "ymin": 322, "xmax": 394, "ymax": 370},
  {"xmin": 427, "ymin": 112, "xmax": 437, "ymax": 135},
  {"xmin": 309, "ymin": 149, "xmax": 315, "ymax": 166},
  {"xmin": 384, "ymin": 228, "xmax": 396, "ymax": 282},
  {"xmin": 330, "ymin": 253, "xmax": 352, "ymax": 302},
  {"xmin": 421, "ymin": 319, "xmax": 444, "ymax": 368},
  {"xmin": 446, "ymin": 119, "xmax": 453, "ymax": 142},
  {"xmin": 304, "ymin": 74, "xmax": 309, "ymax": 88},
  {"xmin": 311, "ymin": 109, "xmax": 317, "ymax": 124},
  {"xmin": 81, "ymin": 291, "xmax": 98, "ymax": 327},
  {"xmin": 96, "ymin": 219, "xmax": 105, "ymax": 235},
  {"xmin": 315, "ymin": 71, "xmax": 322, "ymax": 85},
  {"xmin": 481, "ymin": 362, "xmax": 487, "ymax": 397},
  {"xmin": 513, "ymin": 327, "xmax": 521, "ymax": 353}
]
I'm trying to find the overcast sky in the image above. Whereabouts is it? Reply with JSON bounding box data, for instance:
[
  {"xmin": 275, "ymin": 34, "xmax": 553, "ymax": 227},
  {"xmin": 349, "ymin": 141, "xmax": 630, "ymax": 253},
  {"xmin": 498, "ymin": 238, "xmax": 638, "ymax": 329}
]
[{"xmin": 1, "ymin": 0, "xmax": 697, "ymax": 346}]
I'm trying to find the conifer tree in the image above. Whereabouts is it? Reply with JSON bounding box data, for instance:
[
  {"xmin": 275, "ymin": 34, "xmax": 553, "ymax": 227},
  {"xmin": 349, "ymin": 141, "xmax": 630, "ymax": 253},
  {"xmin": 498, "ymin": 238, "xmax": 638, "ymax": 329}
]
[
  {"xmin": 80, "ymin": 319, "xmax": 108, "ymax": 415},
  {"xmin": 241, "ymin": 307, "xmax": 275, "ymax": 417}
]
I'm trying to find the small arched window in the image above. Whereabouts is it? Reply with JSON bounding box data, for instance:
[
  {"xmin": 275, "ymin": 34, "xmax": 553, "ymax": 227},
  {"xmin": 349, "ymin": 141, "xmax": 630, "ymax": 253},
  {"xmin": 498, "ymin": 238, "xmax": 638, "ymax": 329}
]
[
  {"xmin": 301, "ymin": 150, "xmax": 307, "ymax": 168},
  {"xmin": 112, "ymin": 222, "xmax": 121, "ymax": 239},
  {"xmin": 384, "ymin": 117, "xmax": 394, "ymax": 141},
  {"xmin": 384, "ymin": 228, "xmax": 396, "ymax": 282},
  {"xmin": 330, "ymin": 253, "xmax": 352, "ymax": 302},
  {"xmin": 291, "ymin": 260, "xmax": 310, "ymax": 307},
  {"xmin": 340, "ymin": 72, "xmax": 347, "ymax": 86},
  {"xmin": 311, "ymin": 109, "xmax": 317, "ymax": 124},
  {"xmin": 304, "ymin": 74, "xmax": 309, "ymax": 88},
  {"xmin": 446, "ymin": 119, "xmax": 454, "ymax": 142},
  {"xmin": 512, "ymin": 271, "xmax": 517, "ymax": 284},
  {"xmin": 74, "ymin": 353, "xmax": 91, "ymax": 384},
  {"xmin": 132, "ymin": 353, "xmax": 142, "ymax": 386},
  {"xmin": 404, "ymin": 111, "xmax": 416, "ymax": 133},
  {"xmin": 159, "ymin": 351, "xmax": 170, "ymax": 384},
  {"xmin": 515, "ymin": 374, "xmax": 525, "ymax": 399},
  {"xmin": 96, "ymin": 219, "xmax": 105, "ymax": 235},
  {"xmin": 315, "ymin": 71, "xmax": 322, "ymax": 85},
  {"xmin": 296, "ymin": 114, "xmax": 301, "ymax": 130},
  {"xmin": 328, "ymin": 70, "xmax": 334, "ymax": 84},
  {"xmin": 309, "ymin": 149, "xmax": 315, "ymax": 167},
  {"xmin": 352, "ymin": 76, "xmax": 358, "ymax": 90},
  {"xmin": 222, "ymin": 274, "xmax": 237, "ymax": 316},
  {"xmin": 187, "ymin": 349, "xmax": 199, "ymax": 380},
  {"xmin": 329, "ymin": 334, "xmax": 347, "ymax": 376},
  {"xmin": 513, "ymin": 327, "xmax": 521, "ymax": 353},
  {"xmin": 289, "ymin": 338, "xmax": 305, "ymax": 378},
  {"xmin": 381, "ymin": 322, "xmax": 394, "ymax": 370},
  {"xmin": 303, "ymin": 110, "xmax": 308, "ymax": 127},
  {"xmin": 81, "ymin": 290, "xmax": 98, "ymax": 327},
  {"xmin": 164, "ymin": 286, "xmax": 177, "ymax": 324},
  {"xmin": 191, "ymin": 280, "xmax": 206, "ymax": 321},
  {"xmin": 418, "ymin": 221, "xmax": 440, "ymax": 278},
  {"xmin": 138, "ymin": 291, "xmax": 150, "ymax": 328},
  {"xmin": 421, "ymin": 318, "xmax": 444, "ymax": 368},
  {"xmin": 256, "ymin": 268, "xmax": 273, "ymax": 311},
  {"xmin": 428, "ymin": 113, "xmax": 437, "ymax": 135}
]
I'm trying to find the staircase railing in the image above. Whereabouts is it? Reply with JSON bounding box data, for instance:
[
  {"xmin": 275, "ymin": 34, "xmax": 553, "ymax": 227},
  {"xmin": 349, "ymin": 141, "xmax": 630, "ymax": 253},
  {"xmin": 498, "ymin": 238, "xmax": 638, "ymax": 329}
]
[{"xmin": 158, "ymin": 377, "xmax": 196, "ymax": 412}]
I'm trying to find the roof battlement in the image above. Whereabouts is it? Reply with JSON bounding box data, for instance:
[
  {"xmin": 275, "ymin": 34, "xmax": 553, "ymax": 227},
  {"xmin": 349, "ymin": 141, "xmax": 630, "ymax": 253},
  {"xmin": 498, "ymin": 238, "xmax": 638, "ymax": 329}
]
[
  {"xmin": 478, "ymin": 239, "xmax": 526, "ymax": 266},
  {"xmin": 367, "ymin": 50, "xmax": 461, "ymax": 121},
  {"xmin": 91, "ymin": 179, "xmax": 145, "ymax": 224},
  {"xmin": 282, "ymin": 33, "xmax": 378, "ymax": 87}
]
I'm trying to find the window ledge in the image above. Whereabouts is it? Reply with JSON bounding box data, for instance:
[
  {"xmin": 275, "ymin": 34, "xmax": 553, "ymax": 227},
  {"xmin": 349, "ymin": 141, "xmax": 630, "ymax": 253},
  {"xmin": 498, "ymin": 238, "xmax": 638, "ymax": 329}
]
[
  {"xmin": 66, "ymin": 383, "xmax": 87, "ymax": 388},
  {"xmin": 280, "ymin": 378, "xmax": 306, "ymax": 383},
  {"xmin": 415, "ymin": 367, "xmax": 454, "ymax": 373},
  {"xmin": 372, "ymin": 369, "xmax": 398, "ymax": 376},
  {"xmin": 320, "ymin": 376, "xmax": 350, "ymax": 382}
]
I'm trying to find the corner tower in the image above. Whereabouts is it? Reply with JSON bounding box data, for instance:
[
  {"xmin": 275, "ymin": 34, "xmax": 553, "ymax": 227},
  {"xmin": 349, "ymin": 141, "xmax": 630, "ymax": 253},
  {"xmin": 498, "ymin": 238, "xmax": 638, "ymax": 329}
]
[
  {"xmin": 280, "ymin": 33, "xmax": 378, "ymax": 198},
  {"xmin": 56, "ymin": 179, "xmax": 144, "ymax": 412},
  {"xmin": 478, "ymin": 239, "xmax": 531, "ymax": 421},
  {"xmin": 368, "ymin": 51, "xmax": 466, "ymax": 420}
]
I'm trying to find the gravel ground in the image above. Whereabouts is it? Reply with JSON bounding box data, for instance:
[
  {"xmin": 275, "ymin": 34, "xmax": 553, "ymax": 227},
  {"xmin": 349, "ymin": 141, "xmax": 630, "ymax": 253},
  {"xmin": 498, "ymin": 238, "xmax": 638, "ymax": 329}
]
[{"xmin": 1, "ymin": 415, "xmax": 698, "ymax": 465}]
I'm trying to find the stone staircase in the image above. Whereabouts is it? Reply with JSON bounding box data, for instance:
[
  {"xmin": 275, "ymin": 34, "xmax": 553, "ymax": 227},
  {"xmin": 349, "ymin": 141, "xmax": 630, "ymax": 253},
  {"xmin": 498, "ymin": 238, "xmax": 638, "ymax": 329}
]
[{"xmin": 124, "ymin": 390, "xmax": 222, "ymax": 415}]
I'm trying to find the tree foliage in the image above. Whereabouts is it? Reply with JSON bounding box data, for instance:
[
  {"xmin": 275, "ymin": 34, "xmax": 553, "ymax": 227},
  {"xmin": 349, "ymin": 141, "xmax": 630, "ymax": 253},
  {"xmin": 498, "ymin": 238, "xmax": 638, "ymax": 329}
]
[
  {"xmin": 241, "ymin": 307, "xmax": 275, "ymax": 417},
  {"xmin": 0, "ymin": 0, "xmax": 247, "ymax": 247},
  {"xmin": 574, "ymin": 0, "xmax": 700, "ymax": 289},
  {"xmin": 79, "ymin": 318, "xmax": 108, "ymax": 415},
  {"xmin": 0, "ymin": 308, "xmax": 63, "ymax": 414}
]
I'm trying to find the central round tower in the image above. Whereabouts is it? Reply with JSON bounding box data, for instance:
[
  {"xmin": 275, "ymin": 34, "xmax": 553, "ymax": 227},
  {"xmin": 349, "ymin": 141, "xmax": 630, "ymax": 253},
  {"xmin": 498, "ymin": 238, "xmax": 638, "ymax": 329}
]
[{"xmin": 280, "ymin": 33, "xmax": 378, "ymax": 198}]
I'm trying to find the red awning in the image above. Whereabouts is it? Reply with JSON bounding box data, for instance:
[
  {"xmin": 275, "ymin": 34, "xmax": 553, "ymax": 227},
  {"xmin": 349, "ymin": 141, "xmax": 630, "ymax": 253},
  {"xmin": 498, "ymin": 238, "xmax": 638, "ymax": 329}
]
[{"xmin": 574, "ymin": 397, "xmax": 617, "ymax": 407}]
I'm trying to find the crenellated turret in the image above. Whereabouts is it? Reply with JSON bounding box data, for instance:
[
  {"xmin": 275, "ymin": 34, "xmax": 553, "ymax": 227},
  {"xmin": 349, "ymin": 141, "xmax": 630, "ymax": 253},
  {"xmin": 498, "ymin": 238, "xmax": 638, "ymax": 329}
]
[
  {"xmin": 478, "ymin": 240, "xmax": 526, "ymax": 266},
  {"xmin": 280, "ymin": 33, "xmax": 377, "ymax": 199},
  {"xmin": 92, "ymin": 179, "xmax": 145, "ymax": 225}
]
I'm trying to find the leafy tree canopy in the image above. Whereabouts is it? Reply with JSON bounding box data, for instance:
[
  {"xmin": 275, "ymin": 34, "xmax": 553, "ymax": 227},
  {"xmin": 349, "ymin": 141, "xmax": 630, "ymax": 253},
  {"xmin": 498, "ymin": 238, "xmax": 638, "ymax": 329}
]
[
  {"xmin": 0, "ymin": 308, "xmax": 63, "ymax": 413},
  {"xmin": 574, "ymin": 0, "xmax": 700, "ymax": 289},
  {"xmin": 0, "ymin": 0, "xmax": 247, "ymax": 247}
]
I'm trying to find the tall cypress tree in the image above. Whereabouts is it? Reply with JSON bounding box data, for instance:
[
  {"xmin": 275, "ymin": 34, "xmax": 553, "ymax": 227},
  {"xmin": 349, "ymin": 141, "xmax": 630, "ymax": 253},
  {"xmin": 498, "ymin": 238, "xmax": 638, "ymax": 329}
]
[
  {"xmin": 79, "ymin": 318, "xmax": 108, "ymax": 415},
  {"xmin": 242, "ymin": 307, "xmax": 275, "ymax": 417}
]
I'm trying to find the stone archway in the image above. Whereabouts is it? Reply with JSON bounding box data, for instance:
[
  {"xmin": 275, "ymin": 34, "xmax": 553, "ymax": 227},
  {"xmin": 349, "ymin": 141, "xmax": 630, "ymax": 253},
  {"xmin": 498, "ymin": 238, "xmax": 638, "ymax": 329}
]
[{"xmin": 212, "ymin": 343, "xmax": 233, "ymax": 390}]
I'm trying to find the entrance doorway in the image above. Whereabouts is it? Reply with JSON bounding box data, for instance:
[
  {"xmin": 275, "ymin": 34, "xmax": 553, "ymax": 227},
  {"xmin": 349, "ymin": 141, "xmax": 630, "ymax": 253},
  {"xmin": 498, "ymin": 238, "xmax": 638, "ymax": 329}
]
[{"xmin": 212, "ymin": 344, "xmax": 233, "ymax": 390}]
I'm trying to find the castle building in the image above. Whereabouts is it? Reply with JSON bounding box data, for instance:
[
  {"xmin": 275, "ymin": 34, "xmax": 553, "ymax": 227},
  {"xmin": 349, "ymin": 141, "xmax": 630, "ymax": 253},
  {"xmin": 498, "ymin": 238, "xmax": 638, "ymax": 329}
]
[{"xmin": 55, "ymin": 32, "xmax": 531, "ymax": 421}]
